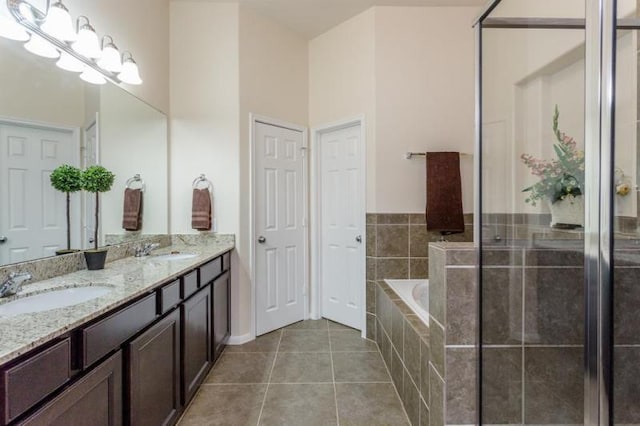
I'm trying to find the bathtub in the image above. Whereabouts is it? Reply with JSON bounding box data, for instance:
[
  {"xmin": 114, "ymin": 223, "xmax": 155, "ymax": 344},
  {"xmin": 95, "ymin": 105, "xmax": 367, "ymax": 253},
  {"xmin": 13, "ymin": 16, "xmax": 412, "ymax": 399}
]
[{"xmin": 384, "ymin": 279, "xmax": 429, "ymax": 326}]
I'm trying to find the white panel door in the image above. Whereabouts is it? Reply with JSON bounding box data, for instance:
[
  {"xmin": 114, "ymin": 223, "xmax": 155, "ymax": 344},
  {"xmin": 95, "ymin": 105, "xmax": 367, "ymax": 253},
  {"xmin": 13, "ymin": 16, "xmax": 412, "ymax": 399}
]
[
  {"xmin": 320, "ymin": 124, "xmax": 364, "ymax": 330},
  {"xmin": 0, "ymin": 122, "xmax": 77, "ymax": 264},
  {"xmin": 255, "ymin": 122, "xmax": 306, "ymax": 336}
]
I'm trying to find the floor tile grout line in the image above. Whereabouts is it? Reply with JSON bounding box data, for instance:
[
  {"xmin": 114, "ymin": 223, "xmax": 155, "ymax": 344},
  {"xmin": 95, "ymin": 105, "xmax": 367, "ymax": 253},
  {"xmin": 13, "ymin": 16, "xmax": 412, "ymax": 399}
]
[
  {"xmin": 328, "ymin": 324, "xmax": 340, "ymax": 426},
  {"xmin": 256, "ymin": 329, "xmax": 283, "ymax": 425}
]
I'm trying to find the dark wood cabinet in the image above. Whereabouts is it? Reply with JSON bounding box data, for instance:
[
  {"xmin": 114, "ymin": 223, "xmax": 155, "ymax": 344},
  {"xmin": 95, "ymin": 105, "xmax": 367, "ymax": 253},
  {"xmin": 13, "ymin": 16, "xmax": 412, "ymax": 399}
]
[
  {"xmin": 212, "ymin": 271, "xmax": 231, "ymax": 362},
  {"xmin": 181, "ymin": 285, "xmax": 211, "ymax": 405},
  {"xmin": 128, "ymin": 310, "xmax": 181, "ymax": 426},
  {"xmin": 18, "ymin": 351, "xmax": 122, "ymax": 426},
  {"xmin": 1, "ymin": 250, "xmax": 232, "ymax": 426}
]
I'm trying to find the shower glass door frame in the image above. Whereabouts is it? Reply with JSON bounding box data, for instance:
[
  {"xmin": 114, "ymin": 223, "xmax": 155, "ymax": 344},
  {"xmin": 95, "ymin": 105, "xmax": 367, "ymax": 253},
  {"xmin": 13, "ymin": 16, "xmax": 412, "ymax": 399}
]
[{"xmin": 475, "ymin": 0, "xmax": 633, "ymax": 424}]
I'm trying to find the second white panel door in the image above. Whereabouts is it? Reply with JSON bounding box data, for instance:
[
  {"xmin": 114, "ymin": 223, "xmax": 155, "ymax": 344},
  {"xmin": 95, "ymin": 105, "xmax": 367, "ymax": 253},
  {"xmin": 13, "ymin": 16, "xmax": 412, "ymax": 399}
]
[
  {"xmin": 255, "ymin": 122, "xmax": 306, "ymax": 336},
  {"xmin": 320, "ymin": 124, "xmax": 364, "ymax": 330}
]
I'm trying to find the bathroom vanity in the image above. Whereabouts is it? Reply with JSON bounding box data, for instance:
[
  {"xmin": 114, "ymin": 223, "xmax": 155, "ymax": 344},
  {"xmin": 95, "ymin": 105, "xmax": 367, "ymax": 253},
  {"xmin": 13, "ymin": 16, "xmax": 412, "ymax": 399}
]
[{"xmin": 0, "ymin": 243, "xmax": 233, "ymax": 426}]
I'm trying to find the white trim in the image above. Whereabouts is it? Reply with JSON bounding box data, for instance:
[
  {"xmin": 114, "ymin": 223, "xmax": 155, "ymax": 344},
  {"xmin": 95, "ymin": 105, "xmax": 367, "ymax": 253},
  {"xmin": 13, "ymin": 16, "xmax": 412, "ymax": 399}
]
[
  {"xmin": 310, "ymin": 115, "xmax": 367, "ymax": 339},
  {"xmin": 226, "ymin": 333, "xmax": 254, "ymax": 345},
  {"xmin": 250, "ymin": 114, "xmax": 309, "ymax": 340}
]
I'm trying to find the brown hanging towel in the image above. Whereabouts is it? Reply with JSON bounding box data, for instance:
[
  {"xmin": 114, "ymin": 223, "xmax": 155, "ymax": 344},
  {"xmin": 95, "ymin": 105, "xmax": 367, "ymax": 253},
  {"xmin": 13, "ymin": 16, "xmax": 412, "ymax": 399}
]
[
  {"xmin": 192, "ymin": 188, "xmax": 212, "ymax": 231},
  {"xmin": 122, "ymin": 188, "xmax": 143, "ymax": 231},
  {"xmin": 426, "ymin": 152, "xmax": 465, "ymax": 234}
]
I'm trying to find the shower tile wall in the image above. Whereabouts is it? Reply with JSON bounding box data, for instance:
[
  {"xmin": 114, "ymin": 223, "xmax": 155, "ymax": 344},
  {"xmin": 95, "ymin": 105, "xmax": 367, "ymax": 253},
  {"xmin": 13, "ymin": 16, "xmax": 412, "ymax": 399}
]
[{"xmin": 365, "ymin": 213, "xmax": 473, "ymax": 340}]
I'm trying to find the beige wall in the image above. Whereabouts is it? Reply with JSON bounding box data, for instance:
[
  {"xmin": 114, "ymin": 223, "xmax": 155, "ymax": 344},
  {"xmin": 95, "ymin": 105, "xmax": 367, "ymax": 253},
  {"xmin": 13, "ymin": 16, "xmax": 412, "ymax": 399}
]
[
  {"xmin": 66, "ymin": 0, "xmax": 170, "ymax": 113},
  {"xmin": 169, "ymin": 2, "xmax": 308, "ymax": 338},
  {"xmin": 309, "ymin": 9, "xmax": 377, "ymax": 210},
  {"xmin": 375, "ymin": 7, "xmax": 477, "ymax": 214},
  {"xmin": 309, "ymin": 6, "xmax": 477, "ymax": 214}
]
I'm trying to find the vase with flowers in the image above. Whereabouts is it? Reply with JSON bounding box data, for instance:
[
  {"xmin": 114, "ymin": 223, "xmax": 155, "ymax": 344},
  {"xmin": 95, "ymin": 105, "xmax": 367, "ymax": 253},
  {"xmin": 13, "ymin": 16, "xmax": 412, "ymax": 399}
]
[{"xmin": 521, "ymin": 106, "xmax": 585, "ymax": 228}]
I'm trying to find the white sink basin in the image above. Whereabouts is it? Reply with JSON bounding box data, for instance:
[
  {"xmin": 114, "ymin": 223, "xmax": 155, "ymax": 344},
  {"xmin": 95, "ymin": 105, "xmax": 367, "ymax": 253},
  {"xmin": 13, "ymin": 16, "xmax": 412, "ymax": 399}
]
[
  {"xmin": 152, "ymin": 253, "xmax": 198, "ymax": 261},
  {"xmin": 0, "ymin": 286, "xmax": 112, "ymax": 317}
]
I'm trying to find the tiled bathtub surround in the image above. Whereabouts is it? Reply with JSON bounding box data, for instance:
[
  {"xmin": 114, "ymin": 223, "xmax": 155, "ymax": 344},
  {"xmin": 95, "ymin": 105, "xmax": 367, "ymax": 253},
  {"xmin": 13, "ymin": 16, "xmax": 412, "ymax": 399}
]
[
  {"xmin": 428, "ymin": 243, "xmax": 478, "ymax": 425},
  {"xmin": 366, "ymin": 213, "xmax": 473, "ymax": 341},
  {"xmin": 375, "ymin": 281, "xmax": 430, "ymax": 426}
]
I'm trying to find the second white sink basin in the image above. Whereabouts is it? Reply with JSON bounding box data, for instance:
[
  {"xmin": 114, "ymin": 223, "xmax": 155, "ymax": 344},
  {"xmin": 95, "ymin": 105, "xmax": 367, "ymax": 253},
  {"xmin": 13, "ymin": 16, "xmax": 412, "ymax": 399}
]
[
  {"xmin": 0, "ymin": 286, "xmax": 113, "ymax": 317},
  {"xmin": 153, "ymin": 253, "xmax": 198, "ymax": 261}
]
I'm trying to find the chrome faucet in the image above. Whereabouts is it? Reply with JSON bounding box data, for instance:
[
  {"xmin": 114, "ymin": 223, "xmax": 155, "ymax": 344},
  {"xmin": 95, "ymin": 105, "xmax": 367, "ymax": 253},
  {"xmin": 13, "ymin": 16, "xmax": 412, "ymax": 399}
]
[
  {"xmin": 0, "ymin": 272, "xmax": 32, "ymax": 298},
  {"xmin": 135, "ymin": 243, "xmax": 160, "ymax": 257}
]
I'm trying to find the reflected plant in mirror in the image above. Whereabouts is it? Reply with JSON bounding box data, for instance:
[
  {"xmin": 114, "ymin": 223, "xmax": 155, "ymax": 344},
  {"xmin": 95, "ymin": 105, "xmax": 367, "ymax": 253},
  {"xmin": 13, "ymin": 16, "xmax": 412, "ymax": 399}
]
[{"xmin": 50, "ymin": 164, "xmax": 82, "ymax": 255}]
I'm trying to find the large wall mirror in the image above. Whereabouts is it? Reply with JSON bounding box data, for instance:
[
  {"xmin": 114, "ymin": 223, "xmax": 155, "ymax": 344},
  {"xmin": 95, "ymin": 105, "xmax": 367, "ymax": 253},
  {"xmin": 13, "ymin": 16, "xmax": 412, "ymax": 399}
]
[{"xmin": 0, "ymin": 35, "xmax": 168, "ymax": 266}]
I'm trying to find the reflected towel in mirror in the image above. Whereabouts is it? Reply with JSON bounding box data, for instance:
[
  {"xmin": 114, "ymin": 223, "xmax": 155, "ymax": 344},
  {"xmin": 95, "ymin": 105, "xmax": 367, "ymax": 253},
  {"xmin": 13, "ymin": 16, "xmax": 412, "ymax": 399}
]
[{"xmin": 122, "ymin": 188, "xmax": 143, "ymax": 231}]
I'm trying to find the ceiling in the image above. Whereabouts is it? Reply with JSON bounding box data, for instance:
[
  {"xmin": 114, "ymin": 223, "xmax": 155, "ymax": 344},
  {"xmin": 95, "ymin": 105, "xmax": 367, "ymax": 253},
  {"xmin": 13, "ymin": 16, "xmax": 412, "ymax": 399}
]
[{"xmin": 177, "ymin": 0, "xmax": 487, "ymax": 39}]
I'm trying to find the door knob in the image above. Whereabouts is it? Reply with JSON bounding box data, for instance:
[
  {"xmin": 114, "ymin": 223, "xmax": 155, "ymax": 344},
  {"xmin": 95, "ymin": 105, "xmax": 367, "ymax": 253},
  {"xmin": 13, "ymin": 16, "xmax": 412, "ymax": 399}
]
[
  {"xmin": 355, "ymin": 235, "xmax": 362, "ymax": 243},
  {"xmin": 258, "ymin": 236, "xmax": 266, "ymax": 244},
  {"xmin": 0, "ymin": 236, "xmax": 6, "ymax": 243}
]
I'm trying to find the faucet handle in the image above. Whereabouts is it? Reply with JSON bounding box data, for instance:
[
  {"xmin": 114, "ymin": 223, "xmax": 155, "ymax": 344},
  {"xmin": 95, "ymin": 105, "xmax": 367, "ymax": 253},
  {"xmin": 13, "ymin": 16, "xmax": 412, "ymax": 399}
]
[{"xmin": 11, "ymin": 272, "xmax": 32, "ymax": 283}]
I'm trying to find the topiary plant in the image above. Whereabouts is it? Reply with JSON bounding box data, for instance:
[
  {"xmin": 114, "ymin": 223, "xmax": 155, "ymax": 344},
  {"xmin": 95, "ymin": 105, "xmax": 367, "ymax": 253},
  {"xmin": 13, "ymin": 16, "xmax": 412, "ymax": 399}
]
[
  {"xmin": 50, "ymin": 164, "xmax": 82, "ymax": 251},
  {"xmin": 81, "ymin": 165, "xmax": 115, "ymax": 250}
]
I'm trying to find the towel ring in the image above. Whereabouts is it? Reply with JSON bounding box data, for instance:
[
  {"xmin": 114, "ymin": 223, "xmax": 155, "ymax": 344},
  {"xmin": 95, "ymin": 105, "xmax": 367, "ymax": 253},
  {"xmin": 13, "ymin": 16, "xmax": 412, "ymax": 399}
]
[
  {"xmin": 192, "ymin": 174, "xmax": 213, "ymax": 192},
  {"xmin": 125, "ymin": 174, "xmax": 146, "ymax": 192}
]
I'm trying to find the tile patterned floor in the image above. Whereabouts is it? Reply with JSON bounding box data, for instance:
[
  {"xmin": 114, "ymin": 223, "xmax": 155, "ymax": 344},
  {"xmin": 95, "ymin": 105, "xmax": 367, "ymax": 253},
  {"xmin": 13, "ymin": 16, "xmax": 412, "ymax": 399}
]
[{"xmin": 178, "ymin": 319, "xmax": 410, "ymax": 426}]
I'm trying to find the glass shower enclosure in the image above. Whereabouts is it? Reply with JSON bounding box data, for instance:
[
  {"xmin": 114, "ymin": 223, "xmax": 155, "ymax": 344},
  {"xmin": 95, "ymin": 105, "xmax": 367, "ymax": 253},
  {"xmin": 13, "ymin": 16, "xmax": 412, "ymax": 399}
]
[{"xmin": 477, "ymin": 0, "xmax": 639, "ymax": 424}]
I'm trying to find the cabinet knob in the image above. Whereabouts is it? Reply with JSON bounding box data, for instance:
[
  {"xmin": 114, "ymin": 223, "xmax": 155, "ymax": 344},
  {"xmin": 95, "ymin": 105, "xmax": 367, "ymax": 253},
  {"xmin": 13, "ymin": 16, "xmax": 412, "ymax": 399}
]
[
  {"xmin": 258, "ymin": 236, "xmax": 266, "ymax": 244},
  {"xmin": 355, "ymin": 235, "xmax": 362, "ymax": 243},
  {"xmin": 0, "ymin": 236, "xmax": 7, "ymax": 243}
]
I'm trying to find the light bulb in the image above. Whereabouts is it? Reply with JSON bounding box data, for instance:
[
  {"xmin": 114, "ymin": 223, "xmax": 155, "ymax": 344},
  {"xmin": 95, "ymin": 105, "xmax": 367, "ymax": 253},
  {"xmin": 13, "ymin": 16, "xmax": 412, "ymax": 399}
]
[
  {"xmin": 97, "ymin": 39, "xmax": 122, "ymax": 73},
  {"xmin": 118, "ymin": 56, "xmax": 142, "ymax": 85},
  {"xmin": 41, "ymin": 1, "xmax": 76, "ymax": 41},
  {"xmin": 72, "ymin": 21, "xmax": 101, "ymax": 59},
  {"xmin": 24, "ymin": 34, "xmax": 60, "ymax": 59},
  {"xmin": 0, "ymin": 3, "xmax": 29, "ymax": 41},
  {"xmin": 56, "ymin": 52, "xmax": 84, "ymax": 72},
  {"xmin": 80, "ymin": 66, "xmax": 106, "ymax": 85}
]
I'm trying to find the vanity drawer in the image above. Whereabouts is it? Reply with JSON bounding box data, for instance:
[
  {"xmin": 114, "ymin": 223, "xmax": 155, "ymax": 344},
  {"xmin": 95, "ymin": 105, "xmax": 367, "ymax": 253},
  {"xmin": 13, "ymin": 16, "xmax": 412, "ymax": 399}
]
[
  {"xmin": 200, "ymin": 257, "xmax": 222, "ymax": 285},
  {"xmin": 158, "ymin": 280, "xmax": 181, "ymax": 314},
  {"xmin": 1, "ymin": 338, "xmax": 71, "ymax": 424},
  {"xmin": 181, "ymin": 270, "xmax": 199, "ymax": 299},
  {"xmin": 81, "ymin": 294, "xmax": 157, "ymax": 369},
  {"xmin": 222, "ymin": 252, "xmax": 230, "ymax": 272}
]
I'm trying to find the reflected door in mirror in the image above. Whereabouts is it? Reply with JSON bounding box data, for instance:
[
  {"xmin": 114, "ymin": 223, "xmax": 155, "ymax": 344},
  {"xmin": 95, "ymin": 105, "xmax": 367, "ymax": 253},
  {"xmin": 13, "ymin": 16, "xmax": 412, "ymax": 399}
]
[{"xmin": 0, "ymin": 121, "xmax": 80, "ymax": 264}]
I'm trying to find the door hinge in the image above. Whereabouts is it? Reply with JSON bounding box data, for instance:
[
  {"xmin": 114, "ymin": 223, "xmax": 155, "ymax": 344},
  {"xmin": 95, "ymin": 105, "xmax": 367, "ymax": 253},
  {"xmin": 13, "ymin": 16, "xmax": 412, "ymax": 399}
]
[{"xmin": 300, "ymin": 146, "xmax": 307, "ymax": 157}]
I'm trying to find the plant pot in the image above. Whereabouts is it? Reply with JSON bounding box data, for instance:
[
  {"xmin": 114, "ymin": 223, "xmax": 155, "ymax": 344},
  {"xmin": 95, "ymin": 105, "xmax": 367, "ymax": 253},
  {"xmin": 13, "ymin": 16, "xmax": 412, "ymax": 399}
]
[
  {"xmin": 55, "ymin": 249, "xmax": 80, "ymax": 256},
  {"xmin": 549, "ymin": 195, "xmax": 584, "ymax": 228},
  {"xmin": 84, "ymin": 249, "xmax": 108, "ymax": 271}
]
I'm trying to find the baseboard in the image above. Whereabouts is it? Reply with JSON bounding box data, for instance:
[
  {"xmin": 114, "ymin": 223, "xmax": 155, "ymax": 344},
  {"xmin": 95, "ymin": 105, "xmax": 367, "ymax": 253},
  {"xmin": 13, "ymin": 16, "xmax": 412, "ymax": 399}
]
[{"xmin": 227, "ymin": 333, "xmax": 253, "ymax": 345}]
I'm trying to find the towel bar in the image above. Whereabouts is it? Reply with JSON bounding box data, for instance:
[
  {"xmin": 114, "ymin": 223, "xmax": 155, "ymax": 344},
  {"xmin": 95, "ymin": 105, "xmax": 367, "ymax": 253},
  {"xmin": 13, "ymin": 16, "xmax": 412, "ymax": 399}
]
[
  {"xmin": 125, "ymin": 174, "xmax": 145, "ymax": 192},
  {"xmin": 405, "ymin": 152, "xmax": 473, "ymax": 160}
]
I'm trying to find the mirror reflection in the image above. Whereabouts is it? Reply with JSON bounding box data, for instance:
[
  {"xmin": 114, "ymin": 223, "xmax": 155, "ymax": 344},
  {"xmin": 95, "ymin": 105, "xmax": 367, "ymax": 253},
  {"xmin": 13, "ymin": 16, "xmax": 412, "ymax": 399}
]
[{"xmin": 0, "ymin": 36, "xmax": 168, "ymax": 266}]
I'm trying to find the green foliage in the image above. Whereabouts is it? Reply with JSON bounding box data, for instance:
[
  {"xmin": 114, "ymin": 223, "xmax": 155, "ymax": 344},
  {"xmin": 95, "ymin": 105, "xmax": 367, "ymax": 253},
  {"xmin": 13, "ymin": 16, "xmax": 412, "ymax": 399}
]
[
  {"xmin": 50, "ymin": 165, "xmax": 82, "ymax": 194},
  {"xmin": 520, "ymin": 106, "xmax": 585, "ymax": 206},
  {"xmin": 81, "ymin": 165, "xmax": 115, "ymax": 193}
]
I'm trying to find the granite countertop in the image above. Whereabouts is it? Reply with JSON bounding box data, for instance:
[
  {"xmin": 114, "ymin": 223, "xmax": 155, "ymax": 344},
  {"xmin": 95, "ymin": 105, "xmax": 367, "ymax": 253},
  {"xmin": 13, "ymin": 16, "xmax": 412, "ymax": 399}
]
[{"xmin": 0, "ymin": 239, "xmax": 234, "ymax": 366}]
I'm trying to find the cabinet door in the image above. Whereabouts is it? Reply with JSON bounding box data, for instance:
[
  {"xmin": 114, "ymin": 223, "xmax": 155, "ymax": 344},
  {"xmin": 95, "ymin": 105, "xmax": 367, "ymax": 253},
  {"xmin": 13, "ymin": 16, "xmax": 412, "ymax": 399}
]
[
  {"xmin": 128, "ymin": 310, "xmax": 181, "ymax": 426},
  {"xmin": 212, "ymin": 271, "xmax": 231, "ymax": 362},
  {"xmin": 19, "ymin": 351, "xmax": 122, "ymax": 426},
  {"xmin": 181, "ymin": 285, "xmax": 211, "ymax": 405}
]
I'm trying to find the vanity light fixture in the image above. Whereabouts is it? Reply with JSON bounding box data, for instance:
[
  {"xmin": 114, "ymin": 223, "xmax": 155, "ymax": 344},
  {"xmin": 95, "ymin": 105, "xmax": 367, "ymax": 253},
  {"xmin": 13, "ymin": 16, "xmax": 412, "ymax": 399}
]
[
  {"xmin": 40, "ymin": 0, "xmax": 75, "ymax": 41},
  {"xmin": 72, "ymin": 16, "xmax": 101, "ymax": 59},
  {"xmin": 5, "ymin": 0, "xmax": 143, "ymax": 86},
  {"xmin": 24, "ymin": 33, "xmax": 59, "ymax": 58},
  {"xmin": 0, "ymin": 2, "xmax": 29, "ymax": 40},
  {"xmin": 79, "ymin": 66, "xmax": 106, "ymax": 85},
  {"xmin": 56, "ymin": 51, "xmax": 84, "ymax": 72},
  {"xmin": 118, "ymin": 51, "xmax": 142, "ymax": 85},
  {"xmin": 97, "ymin": 36, "xmax": 122, "ymax": 73}
]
